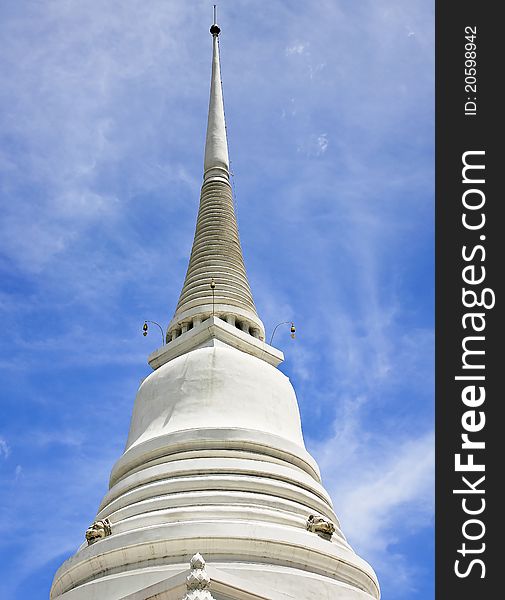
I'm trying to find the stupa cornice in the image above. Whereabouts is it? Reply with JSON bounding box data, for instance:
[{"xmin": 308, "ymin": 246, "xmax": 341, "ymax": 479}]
[{"xmin": 149, "ymin": 316, "xmax": 283, "ymax": 370}]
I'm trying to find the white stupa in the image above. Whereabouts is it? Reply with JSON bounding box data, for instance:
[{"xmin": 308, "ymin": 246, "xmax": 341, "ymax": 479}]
[{"xmin": 50, "ymin": 17, "xmax": 380, "ymax": 600}]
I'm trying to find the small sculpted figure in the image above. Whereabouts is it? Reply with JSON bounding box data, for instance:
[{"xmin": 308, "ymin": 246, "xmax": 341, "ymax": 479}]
[
  {"xmin": 306, "ymin": 514, "xmax": 335, "ymax": 537},
  {"xmin": 85, "ymin": 518, "xmax": 112, "ymax": 545}
]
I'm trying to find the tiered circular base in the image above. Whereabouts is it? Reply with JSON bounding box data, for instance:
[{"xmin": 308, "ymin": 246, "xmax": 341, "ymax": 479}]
[{"xmin": 50, "ymin": 347, "xmax": 379, "ymax": 599}]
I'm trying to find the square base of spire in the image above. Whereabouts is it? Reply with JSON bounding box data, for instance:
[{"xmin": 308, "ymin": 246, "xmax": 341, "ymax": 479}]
[{"xmin": 148, "ymin": 316, "xmax": 284, "ymax": 370}]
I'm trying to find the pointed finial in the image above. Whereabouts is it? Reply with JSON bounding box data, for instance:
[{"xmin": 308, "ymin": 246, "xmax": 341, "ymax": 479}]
[
  {"xmin": 183, "ymin": 553, "xmax": 215, "ymax": 599},
  {"xmin": 210, "ymin": 5, "xmax": 220, "ymax": 36}
]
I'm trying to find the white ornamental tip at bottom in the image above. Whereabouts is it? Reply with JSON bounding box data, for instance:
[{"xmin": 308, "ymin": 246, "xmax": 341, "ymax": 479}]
[{"xmin": 182, "ymin": 553, "xmax": 215, "ymax": 600}]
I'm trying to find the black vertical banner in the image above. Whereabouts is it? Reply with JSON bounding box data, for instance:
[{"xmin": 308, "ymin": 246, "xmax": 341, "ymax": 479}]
[{"xmin": 436, "ymin": 3, "xmax": 500, "ymax": 599}]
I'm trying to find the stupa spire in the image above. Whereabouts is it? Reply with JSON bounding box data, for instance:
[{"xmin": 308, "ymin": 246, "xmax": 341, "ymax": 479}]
[{"xmin": 166, "ymin": 14, "xmax": 265, "ymax": 343}]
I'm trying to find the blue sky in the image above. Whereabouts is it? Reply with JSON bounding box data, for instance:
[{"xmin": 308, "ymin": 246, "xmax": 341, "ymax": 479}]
[{"xmin": 0, "ymin": 1, "xmax": 434, "ymax": 598}]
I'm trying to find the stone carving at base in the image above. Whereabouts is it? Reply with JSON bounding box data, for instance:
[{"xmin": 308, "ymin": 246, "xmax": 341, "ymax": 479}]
[
  {"xmin": 85, "ymin": 518, "xmax": 112, "ymax": 545},
  {"xmin": 182, "ymin": 553, "xmax": 215, "ymax": 600},
  {"xmin": 306, "ymin": 514, "xmax": 335, "ymax": 538}
]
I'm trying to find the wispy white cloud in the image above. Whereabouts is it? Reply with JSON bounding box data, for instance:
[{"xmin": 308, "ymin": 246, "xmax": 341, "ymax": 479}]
[
  {"xmin": 310, "ymin": 404, "xmax": 434, "ymax": 597},
  {"xmin": 0, "ymin": 436, "xmax": 11, "ymax": 459},
  {"xmin": 285, "ymin": 43, "xmax": 308, "ymax": 56},
  {"xmin": 316, "ymin": 133, "xmax": 329, "ymax": 155},
  {"xmin": 0, "ymin": 445, "xmax": 121, "ymax": 599}
]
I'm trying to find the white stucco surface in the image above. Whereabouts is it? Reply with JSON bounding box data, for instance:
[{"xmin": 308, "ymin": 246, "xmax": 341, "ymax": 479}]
[
  {"xmin": 51, "ymin": 338, "xmax": 380, "ymax": 599},
  {"xmin": 51, "ymin": 337, "xmax": 380, "ymax": 600},
  {"xmin": 126, "ymin": 345, "xmax": 304, "ymax": 450}
]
